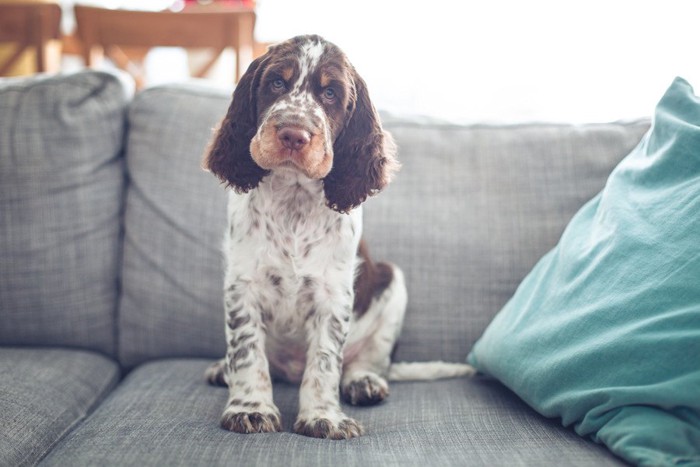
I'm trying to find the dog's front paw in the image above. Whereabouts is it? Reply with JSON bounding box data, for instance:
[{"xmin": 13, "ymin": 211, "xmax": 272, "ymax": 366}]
[
  {"xmin": 294, "ymin": 412, "xmax": 364, "ymax": 439},
  {"xmin": 341, "ymin": 372, "xmax": 389, "ymax": 406},
  {"xmin": 220, "ymin": 406, "xmax": 281, "ymax": 434}
]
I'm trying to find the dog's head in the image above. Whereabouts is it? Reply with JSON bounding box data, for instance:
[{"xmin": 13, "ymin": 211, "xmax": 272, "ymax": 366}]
[{"xmin": 204, "ymin": 35, "xmax": 398, "ymax": 213}]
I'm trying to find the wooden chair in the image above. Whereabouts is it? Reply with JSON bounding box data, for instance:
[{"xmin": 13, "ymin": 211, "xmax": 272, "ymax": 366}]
[
  {"xmin": 0, "ymin": 1, "xmax": 62, "ymax": 76},
  {"xmin": 73, "ymin": 5, "xmax": 256, "ymax": 89}
]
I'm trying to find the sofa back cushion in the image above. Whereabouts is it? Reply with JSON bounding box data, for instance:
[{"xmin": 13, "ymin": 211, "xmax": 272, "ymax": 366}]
[
  {"xmin": 0, "ymin": 71, "xmax": 128, "ymax": 356},
  {"xmin": 118, "ymin": 85, "xmax": 229, "ymax": 368},
  {"xmin": 119, "ymin": 82, "xmax": 649, "ymax": 367},
  {"xmin": 365, "ymin": 117, "xmax": 650, "ymax": 363}
]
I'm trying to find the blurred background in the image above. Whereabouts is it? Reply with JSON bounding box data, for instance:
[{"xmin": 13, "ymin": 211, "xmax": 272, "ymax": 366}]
[{"xmin": 1, "ymin": 0, "xmax": 699, "ymax": 123}]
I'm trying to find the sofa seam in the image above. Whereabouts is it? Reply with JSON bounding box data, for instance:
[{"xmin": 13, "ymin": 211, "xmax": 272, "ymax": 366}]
[{"xmin": 112, "ymin": 103, "xmax": 131, "ymax": 365}]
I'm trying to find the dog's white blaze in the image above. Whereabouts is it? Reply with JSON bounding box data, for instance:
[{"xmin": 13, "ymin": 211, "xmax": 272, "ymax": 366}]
[
  {"xmin": 290, "ymin": 41, "xmax": 325, "ymax": 117},
  {"xmin": 293, "ymin": 39, "xmax": 325, "ymax": 93}
]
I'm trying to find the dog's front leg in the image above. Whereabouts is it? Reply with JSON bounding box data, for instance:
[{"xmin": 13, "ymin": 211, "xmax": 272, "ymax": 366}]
[
  {"xmin": 219, "ymin": 282, "xmax": 281, "ymax": 433},
  {"xmin": 294, "ymin": 292, "xmax": 363, "ymax": 439}
]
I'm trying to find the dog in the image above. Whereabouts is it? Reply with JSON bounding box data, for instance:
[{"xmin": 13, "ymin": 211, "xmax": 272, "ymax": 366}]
[{"xmin": 204, "ymin": 35, "xmax": 474, "ymax": 440}]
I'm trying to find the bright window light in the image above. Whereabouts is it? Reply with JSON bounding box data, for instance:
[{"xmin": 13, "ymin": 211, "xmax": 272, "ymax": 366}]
[{"xmin": 256, "ymin": 0, "xmax": 700, "ymax": 123}]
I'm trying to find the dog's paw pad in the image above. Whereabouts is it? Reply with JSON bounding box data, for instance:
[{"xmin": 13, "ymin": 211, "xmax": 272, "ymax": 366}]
[
  {"xmin": 341, "ymin": 373, "xmax": 389, "ymax": 406},
  {"xmin": 220, "ymin": 410, "xmax": 281, "ymax": 434},
  {"xmin": 293, "ymin": 416, "xmax": 363, "ymax": 439}
]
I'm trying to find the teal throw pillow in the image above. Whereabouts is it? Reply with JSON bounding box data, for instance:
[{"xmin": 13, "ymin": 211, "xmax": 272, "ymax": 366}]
[{"xmin": 467, "ymin": 77, "xmax": 700, "ymax": 467}]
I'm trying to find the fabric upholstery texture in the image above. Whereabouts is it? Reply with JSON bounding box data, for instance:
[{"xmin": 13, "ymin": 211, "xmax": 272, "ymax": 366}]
[
  {"xmin": 0, "ymin": 347, "xmax": 120, "ymax": 467},
  {"xmin": 117, "ymin": 81, "xmax": 649, "ymax": 367},
  {"xmin": 0, "ymin": 71, "xmax": 128, "ymax": 355},
  {"xmin": 40, "ymin": 359, "xmax": 622, "ymax": 466},
  {"xmin": 468, "ymin": 77, "xmax": 700, "ymax": 466}
]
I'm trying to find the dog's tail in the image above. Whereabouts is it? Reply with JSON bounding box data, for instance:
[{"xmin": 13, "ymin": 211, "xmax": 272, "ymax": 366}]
[{"xmin": 387, "ymin": 361, "xmax": 476, "ymax": 382}]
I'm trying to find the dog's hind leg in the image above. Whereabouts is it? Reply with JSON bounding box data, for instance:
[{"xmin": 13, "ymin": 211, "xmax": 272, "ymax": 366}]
[
  {"xmin": 205, "ymin": 358, "xmax": 227, "ymax": 386},
  {"xmin": 341, "ymin": 263, "xmax": 407, "ymax": 406}
]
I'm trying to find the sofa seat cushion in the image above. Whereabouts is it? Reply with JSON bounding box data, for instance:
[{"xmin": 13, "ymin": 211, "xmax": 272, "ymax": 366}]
[
  {"xmin": 0, "ymin": 347, "xmax": 120, "ymax": 467},
  {"xmin": 41, "ymin": 359, "xmax": 621, "ymax": 466}
]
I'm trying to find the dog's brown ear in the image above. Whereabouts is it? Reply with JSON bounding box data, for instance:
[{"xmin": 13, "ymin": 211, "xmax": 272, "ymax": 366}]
[
  {"xmin": 323, "ymin": 69, "xmax": 399, "ymax": 213},
  {"xmin": 203, "ymin": 55, "xmax": 270, "ymax": 192}
]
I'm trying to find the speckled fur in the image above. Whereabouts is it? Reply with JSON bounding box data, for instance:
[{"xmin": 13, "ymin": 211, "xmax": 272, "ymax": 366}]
[
  {"xmin": 206, "ymin": 166, "xmax": 408, "ymax": 439},
  {"xmin": 204, "ymin": 35, "xmax": 407, "ymax": 440}
]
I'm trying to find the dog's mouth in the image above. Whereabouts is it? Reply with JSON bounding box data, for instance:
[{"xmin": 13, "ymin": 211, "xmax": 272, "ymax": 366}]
[{"xmin": 277, "ymin": 157, "xmax": 309, "ymax": 175}]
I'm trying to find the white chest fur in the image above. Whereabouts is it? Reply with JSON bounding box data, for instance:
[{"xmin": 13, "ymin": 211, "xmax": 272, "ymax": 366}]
[{"xmin": 223, "ymin": 169, "xmax": 362, "ymax": 381}]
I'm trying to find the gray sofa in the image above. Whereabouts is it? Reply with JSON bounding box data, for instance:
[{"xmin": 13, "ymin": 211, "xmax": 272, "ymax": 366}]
[{"xmin": 0, "ymin": 71, "xmax": 649, "ymax": 466}]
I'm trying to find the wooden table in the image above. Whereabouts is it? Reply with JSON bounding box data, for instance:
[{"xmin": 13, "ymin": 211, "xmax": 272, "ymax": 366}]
[{"xmin": 73, "ymin": 3, "xmax": 256, "ymax": 87}]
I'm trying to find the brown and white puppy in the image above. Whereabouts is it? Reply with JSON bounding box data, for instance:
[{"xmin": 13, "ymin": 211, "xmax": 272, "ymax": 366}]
[{"xmin": 204, "ymin": 35, "xmax": 473, "ymax": 440}]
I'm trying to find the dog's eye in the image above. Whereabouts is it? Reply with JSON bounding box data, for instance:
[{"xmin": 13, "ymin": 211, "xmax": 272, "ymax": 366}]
[
  {"xmin": 271, "ymin": 78, "xmax": 287, "ymax": 92},
  {"xmin": 322, "ymin": 87, "xmax": 336, "ymax": 103}
]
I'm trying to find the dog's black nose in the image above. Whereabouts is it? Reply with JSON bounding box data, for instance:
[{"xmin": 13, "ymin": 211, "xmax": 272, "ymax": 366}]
[{"xmin": 278, "ymin": 127, "xmax": 311, "ymax": 151}]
